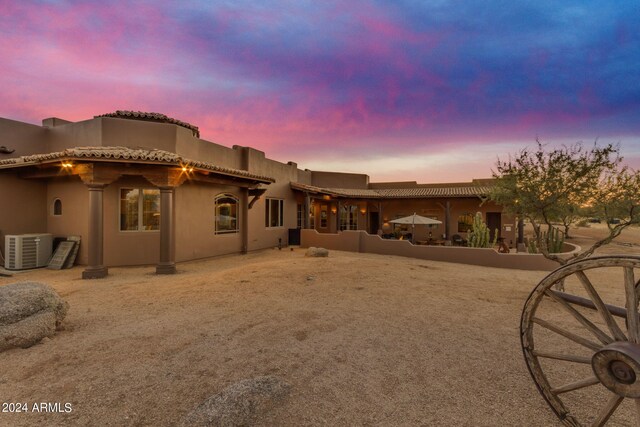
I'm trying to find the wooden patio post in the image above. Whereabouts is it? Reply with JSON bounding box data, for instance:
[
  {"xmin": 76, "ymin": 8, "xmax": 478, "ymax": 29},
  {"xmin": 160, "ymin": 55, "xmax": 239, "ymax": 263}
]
[
  {"xmin": 304, "ymin": 193, "xmax": 310, "ymax": 229},
  {"xmin": 445, "ymin": 200, "xmax": 451, "ymax": 240},
  {"xmin": 518, "ymin": 217, "xmax": 525, "ymax": 244},
  {"xmin": 517, "ymin": 217, "xmax": 526, "ymax": 252}
]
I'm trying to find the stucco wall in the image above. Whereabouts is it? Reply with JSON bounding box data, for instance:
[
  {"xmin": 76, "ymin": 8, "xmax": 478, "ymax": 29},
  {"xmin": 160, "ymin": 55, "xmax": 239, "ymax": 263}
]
[
  {"xmin": 47, "ymin": 118, "xmax": 103, "ymax": 152},
  {"xmin": 174, "ymin": 181, "xmax": 243, "ymax": 262},
  {"xmin": 296, "ymin": 169, "xmax": 312, "ymax": 185},
  {"xmin": 301, "ymin": 229, "xmax": 559, "ymax": 271},
  {"xmin": 175, "ymin": 127, "xmax": 244, "ymax": 170},
  {"xmin": 248, "ymin": 195, "xmax": 296, "ymax": 250},
  {"xmin": 311, "ymin": 171, "xmax": 369, "ymax": 188},
  {"xmin": 0, "ymin": 117, "xmax": 48, "ymax": 156},
  {"xmin": 0, "ymin": 174, "xmax": 47, "ymax": 254},
  {"xmin": 244, "ymin": 149, "xmax": 303, "ymax": 250},
  {"xmin": 46, "ymin": 177, "xmax": 90, "ymax": 264},
  {"xmin": 103, "ymin": 176, "xmax": 161, "ymax": 266},
  {"xmin": 101, "ymin": 117, "xmax": 177, "ymax": 153}
]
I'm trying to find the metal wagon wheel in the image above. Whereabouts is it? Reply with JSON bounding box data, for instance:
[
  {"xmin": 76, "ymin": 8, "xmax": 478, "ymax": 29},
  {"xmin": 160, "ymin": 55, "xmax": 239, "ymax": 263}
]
[{"xmin": 521, "ymin": 256, "xmax": 640, "ymax": 426}]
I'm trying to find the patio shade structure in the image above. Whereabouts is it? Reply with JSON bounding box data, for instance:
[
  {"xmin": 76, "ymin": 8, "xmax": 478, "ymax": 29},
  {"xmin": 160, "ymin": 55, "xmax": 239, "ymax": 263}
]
[{"xmin": 390, "ymin": 213, "xmax": 442, "ymax": 243}]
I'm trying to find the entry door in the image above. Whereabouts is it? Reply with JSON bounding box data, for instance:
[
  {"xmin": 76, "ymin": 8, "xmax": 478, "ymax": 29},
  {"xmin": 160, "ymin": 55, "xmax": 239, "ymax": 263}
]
[
  {"xmin": 369, "ymin": 212, "xmax": 379, "ymax": 234},
  {"xmin": 486, "ymin": 212, "xmax": 501, "ymax": 241}
]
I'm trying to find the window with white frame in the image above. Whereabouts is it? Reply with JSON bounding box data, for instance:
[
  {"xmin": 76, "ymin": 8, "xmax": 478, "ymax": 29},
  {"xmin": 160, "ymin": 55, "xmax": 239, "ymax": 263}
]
[
  {"xmin": 297, "ymin": 203, "xmax": 303, "ymax": 228},
  {"xmin": 215, "ymin": 194, "xmax": 239, "ymax": 234},
  {"xmin": 339, "ymin": 205, "xmax": 358, "ymax": 230},
  {"xmin": 120, "ymin": 188, "xmax": 160, "ymax": 231},
  {"xmin": 265, "ymin": 198, "xmax": 284, "ymax": 228},
  {"xmin": 320, "ymin": 205, "xmax": 328, "ymax": 228}
]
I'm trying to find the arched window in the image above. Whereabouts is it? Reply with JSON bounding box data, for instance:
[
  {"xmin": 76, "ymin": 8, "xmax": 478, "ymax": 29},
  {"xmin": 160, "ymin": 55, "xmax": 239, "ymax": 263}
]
[
  {"xmin": 215, "ymin": 194, "xmax": 239, "ymax": 234},
  {"xmin": 458, "ymin": 212, "xmax": 474, "ymax": 233},
  {"xmin": 53, "ymin": 198, "xmax": 62, "ymax": 216}
]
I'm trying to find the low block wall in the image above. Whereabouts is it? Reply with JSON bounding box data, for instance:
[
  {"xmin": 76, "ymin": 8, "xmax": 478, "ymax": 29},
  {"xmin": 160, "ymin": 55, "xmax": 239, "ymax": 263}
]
[{"xmin": 301, "ymin": 230, "xmax": 561, "ymax": 271}]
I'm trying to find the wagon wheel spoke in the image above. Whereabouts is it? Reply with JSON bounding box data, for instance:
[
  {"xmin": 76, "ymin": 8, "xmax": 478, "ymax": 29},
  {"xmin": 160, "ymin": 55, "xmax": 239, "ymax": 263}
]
[
  {"xmin": 624, "ymin": 267, "xmax": 640, "ymax": 343},
  {"xmin": 576, "ymin": 271, "xmax": 627, "ymax": 341},
  {"xmin": 531, "ymin": 350, "xmax": 591, "ymax": 364},
  {"xmin": 550, "ymin": 376, "xmax": 600, "ymax": 394},
  {"xmin": 545, "ymin": 290, "xmax": 613, "ymax": 345},
  {"xmin": 591, "ymin": 393, "xmax": 624, "ymax": 427},
  {"xmin": 533, "ymin": 317, "xmax": 602, "ymax": 352}
]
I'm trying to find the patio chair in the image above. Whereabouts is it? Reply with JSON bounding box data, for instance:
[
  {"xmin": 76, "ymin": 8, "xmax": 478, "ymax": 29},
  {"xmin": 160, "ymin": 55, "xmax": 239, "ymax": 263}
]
[{"xmin": 451, "ymin": 234, "xmax": 467, "ymax": 246}]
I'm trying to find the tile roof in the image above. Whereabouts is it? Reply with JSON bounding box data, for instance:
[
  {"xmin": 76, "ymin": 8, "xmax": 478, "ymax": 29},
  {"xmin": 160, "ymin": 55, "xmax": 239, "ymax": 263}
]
[
  {"xmin": 95, "ymin": 110, "xmax": 200, "ymax": 137},
  {"xmin": 0, "ymin": 146, "xmax": 275, "ymax": 183},
  {"xmin": 291, "ymin": 182, "xmax": 490, "ymax": 198}
]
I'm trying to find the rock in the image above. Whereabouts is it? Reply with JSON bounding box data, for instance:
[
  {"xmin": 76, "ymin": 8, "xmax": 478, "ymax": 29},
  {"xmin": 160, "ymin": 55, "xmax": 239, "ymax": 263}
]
[
  {"xmin": 0, "ymin": 282, "xmax": 69, "ymax": 352},
  {"xmin": 182, "ymin": 376, "xmax": 291, "ymax": 426},
  {"xmin": 305, "ymin": 247, "xmax": 329, "ymax": 257}
]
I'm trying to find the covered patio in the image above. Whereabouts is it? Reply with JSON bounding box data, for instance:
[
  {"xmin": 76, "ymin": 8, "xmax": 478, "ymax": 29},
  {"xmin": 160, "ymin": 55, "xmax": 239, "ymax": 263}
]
[
  {"xmin": 290, "ymin": 181, "xmax": 517, "ymax": 246},
  {"xmin": 0, "ymin": 147, "xmax": 274, "ymax": 279}
]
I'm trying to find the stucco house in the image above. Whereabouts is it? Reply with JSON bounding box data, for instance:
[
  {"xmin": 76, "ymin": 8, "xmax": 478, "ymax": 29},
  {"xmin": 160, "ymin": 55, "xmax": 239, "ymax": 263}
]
[{"xmin": 0, "ymin": 111, "xmax": 516, "ymax": 278}]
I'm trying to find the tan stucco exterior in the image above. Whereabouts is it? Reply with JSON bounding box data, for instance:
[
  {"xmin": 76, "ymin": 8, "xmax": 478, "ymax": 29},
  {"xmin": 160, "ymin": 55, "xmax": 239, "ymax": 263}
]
[
  {"xmin": 301, "ymin": 229, "xmax": 563, "ymax": 271},
  {"xmin": 175, "ymin": 182, "xmax": 243, "ymax": 262},
  {"xmin": 0, "ymin": 173, "xmax": 47, "ymax": 244},
  {"xmin": 0, "ymin": 112, "xmax": 517, "ymax": 277}
]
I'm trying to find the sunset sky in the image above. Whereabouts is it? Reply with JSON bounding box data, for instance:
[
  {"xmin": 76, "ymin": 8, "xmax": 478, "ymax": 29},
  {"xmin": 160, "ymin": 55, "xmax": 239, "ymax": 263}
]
[{"xmin": 1, "ymin": 1, "xmax": 639, "ymax": 183}]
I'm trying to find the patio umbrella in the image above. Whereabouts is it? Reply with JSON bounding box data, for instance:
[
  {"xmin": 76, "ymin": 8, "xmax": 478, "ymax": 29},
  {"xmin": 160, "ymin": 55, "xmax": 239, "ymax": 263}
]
[{"xmin": 389, "ymin": 213, "xmax": 442, "ymax": 243}]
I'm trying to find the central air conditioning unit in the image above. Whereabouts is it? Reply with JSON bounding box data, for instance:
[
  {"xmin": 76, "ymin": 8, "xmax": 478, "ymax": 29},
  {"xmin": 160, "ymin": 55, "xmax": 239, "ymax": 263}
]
[{"xmin": 4, "ymin": 233, "xmax": 53, "ymax": 270}]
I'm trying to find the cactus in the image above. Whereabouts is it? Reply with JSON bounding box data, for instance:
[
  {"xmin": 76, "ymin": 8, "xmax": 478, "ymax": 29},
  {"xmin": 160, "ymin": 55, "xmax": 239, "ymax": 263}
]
[
  {"xmin": 468, "ymin": 212, "xmax": 498, "ymax": 248},
  {"xmin": 525, "ymin": 227, "xmax": 565, "ymax": 254},
  {"xmin": 540, "ymin": 227, "xmax": 565, "ymax": 253}
]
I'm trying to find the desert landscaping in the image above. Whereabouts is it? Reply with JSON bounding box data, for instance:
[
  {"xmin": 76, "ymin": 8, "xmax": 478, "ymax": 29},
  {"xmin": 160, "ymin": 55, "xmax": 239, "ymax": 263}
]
[{"xmin": 1, "ymin": 224, "xmax": 639, "ymax": 426}]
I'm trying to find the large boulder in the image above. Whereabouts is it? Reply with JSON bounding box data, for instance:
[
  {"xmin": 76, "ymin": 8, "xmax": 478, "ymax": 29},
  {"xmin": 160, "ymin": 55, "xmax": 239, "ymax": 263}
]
[
  {"xmin": 305, "ymin": 247, "xmax": 329, "ymax": 257},
  {"xmin": 182, "ymin": 376, "xmax": 291, "ymax": 426},
  {"xmin": 0, "ymin": 281, "xmax": 69, "ymax": 352}
]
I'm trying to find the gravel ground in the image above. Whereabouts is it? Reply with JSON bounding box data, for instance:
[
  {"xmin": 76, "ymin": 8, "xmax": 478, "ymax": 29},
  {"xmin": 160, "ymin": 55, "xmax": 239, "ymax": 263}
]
[{"xmin": 0, "ymin": 224, "xmax": 638, "ymax": 426}]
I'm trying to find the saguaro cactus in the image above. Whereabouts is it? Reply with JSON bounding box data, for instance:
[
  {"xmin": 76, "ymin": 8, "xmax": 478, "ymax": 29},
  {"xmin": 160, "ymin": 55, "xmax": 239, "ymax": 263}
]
[{"xmin": 468, "ymin": 212, "xmax": 498, "ymax": 248}]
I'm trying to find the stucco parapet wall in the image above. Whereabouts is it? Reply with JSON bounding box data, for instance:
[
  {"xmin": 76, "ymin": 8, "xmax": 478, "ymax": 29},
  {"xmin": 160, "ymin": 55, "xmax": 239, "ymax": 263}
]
[
  {"xmin": 95, "ymin": 110, "xmax": 200, "ymax": 137},
  {"xmin": 291, "ymin": 182, "xmax": 491, "ymax": 198},
  {"xmin": 0, "ymin": 146, "xmax": 275, "ymax": 183},
  {"xmin": 301, "ymin": 229, "xmax": 565, "ymax": 271}
]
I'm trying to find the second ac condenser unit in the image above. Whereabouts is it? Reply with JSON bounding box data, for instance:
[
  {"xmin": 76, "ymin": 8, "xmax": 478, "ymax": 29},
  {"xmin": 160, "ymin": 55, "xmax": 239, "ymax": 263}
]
[{"xmin": 4, "ymin": 233, "xmax": 53, "ymax": 270}]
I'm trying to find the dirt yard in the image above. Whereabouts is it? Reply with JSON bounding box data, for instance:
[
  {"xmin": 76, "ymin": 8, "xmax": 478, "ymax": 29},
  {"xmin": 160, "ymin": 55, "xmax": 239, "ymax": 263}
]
[{"xmin": 1, "ymin": 225, "xmax": 638, "ymax": 426}]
